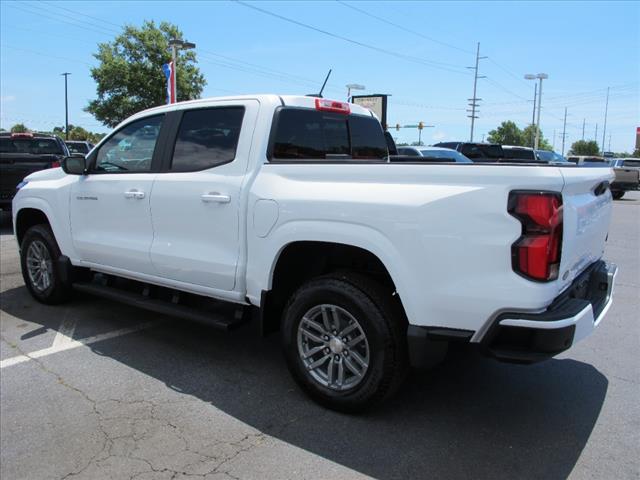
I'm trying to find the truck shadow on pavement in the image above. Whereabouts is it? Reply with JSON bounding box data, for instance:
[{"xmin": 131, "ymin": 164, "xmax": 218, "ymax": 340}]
[{"xmin": 1, "ymin": 287, "xmax": 608, "ymax": 480}]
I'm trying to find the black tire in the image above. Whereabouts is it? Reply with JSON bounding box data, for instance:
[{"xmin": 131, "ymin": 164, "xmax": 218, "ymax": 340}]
[
  {"xmin": 281, "ymin": 273, "xmax": 408, "ymax": 412},
  {"xmin": 20, "ymin": 224, "xmax": 72, "ymax": 304},
  {"xmin": 612, "ymin": 191, "xmax": 624, "ymax": 200}
]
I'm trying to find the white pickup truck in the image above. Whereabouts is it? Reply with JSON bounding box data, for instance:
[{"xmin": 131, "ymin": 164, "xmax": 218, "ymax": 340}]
[{"xmin": 12, "ymin": 95, "xmax": 618, "ymax": 411}]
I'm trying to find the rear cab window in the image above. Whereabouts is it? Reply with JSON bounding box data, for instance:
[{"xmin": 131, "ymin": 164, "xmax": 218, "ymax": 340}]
[
  {"xmin": 0, "ymin": 137, "xmax": 65, "ymax": 156},
  {"xmin": 270, "ymin": 108, "xmax": 388, "ymax": 161}
]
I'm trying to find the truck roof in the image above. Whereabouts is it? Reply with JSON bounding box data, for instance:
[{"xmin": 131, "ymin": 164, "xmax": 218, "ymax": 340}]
[{"xmin": 126, "ymin": 94, "xmax": 375, "ymax": 126}]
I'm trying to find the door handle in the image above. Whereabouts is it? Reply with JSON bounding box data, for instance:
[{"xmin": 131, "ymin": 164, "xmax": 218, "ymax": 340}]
[
  {"xmin": 201, "ymin": 193, "xmax": 231, "ymax": 204},
  {"xmin": 124, "ymin": 189, "xmax": 145, "ymax": 199}
]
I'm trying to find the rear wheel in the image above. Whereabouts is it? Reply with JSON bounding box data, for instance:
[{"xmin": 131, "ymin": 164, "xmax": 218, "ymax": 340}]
[
  {"xmin": 281, "ymin": 273, "xmax": 407, "ymax": 412},
  {"xmin": 20, "ymin": 224, "xmax": 72, "ymax": 304},
  {"xmin": 612, "ymin": 191, "xmax": 624, "ymax": 200}
]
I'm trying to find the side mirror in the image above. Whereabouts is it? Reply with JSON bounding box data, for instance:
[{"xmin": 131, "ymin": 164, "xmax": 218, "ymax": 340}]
[{"xmin": 61, "ymin": 156, "xmax": 87, "ymax": 175}]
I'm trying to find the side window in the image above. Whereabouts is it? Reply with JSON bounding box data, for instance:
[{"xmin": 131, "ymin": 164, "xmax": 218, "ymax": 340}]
[
  {"xmin": 94, "ymin": 116, "xmax": 163, "ymax": 173},
  {"xmin": 398, "ymin": 148, "xmax": 419, "ymax": 156},
  {"xmin": 171, "ymin": 107, "xmax": 245, "ymax": 172}
]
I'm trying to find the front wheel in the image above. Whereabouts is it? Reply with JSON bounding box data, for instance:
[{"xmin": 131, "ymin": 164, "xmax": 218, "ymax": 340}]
[
  {"xmin": 20, "ymin": 224, "xmax": 72, "ymax": 304},
  {"xmin": 281, "ymin": 274, "xmax": 407, "ymax": 412}
]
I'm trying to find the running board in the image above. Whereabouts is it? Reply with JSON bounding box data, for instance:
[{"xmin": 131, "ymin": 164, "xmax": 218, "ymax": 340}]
[{"xmin": 73, "ymin": 282, "xmax": 247, "ymax": 331}]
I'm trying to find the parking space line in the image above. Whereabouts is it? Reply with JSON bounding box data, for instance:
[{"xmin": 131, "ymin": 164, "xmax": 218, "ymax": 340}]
[
  {"xmin": 52, "ymin": 313, "xmax": 78, "ymax": 347},
  {"xmin": 0, "ymin": 321, "xmax": 159, "ymax": 369}
]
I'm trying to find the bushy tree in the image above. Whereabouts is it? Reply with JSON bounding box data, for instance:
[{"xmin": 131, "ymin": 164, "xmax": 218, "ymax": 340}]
[
  {"xmin": 521, "ymin": 125, "xmax": 552, "ymax": 150},
  {"xmin": 86, "ymin": 20, "xmax": 206, "ymax": 127},
  {"xmin": 487, "ymin": 121, "xmax": 523, "ymax": 145},
  {"xmin": 570, "ymin": 140, "xmax": 600, "ymax": 155},
  {"xmin": 10, "ymin": 123, "xmax": 28, "ymax": 133}
]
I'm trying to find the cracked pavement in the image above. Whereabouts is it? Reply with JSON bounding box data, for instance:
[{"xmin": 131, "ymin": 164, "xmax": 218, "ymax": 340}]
[{"xmin": 1, "ymin": 192, "xmax": 639, "ymax": 480}]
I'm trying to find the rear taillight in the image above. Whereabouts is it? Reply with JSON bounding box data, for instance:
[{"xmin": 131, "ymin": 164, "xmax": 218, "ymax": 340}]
[
  {"xmin": 51, "ymin": 161, "xmax": 61, "ymax": 168},
  {"xmin": 508, "ymin": 191, "xmax": 563, "ymax": 282}
]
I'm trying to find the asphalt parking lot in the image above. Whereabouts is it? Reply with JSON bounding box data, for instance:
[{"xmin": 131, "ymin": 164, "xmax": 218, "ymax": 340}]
[{"xmin": 1, "ymin": 192, "xmax": 639, "ymax": 480}]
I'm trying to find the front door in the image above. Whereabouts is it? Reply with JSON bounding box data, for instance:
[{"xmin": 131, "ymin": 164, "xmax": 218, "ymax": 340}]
[
  {"xmin": 149, "ymin": 101, "xmax": 259, "ymax": 290},
  {"xmin": 70, "ymin": 114, "xmax": 165, "ymax": 276}
]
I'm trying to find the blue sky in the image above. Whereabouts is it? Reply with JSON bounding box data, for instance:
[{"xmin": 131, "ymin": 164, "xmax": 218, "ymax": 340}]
[{"xmin": 1, "ymin": 0, "xmax": 638, "ymax": 152}]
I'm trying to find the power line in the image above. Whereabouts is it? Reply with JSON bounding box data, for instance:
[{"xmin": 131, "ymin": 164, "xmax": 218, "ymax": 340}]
[
  {"xmin": 0, "ymin": 43, "xmax": 93, "ymax": 67},
  {"xmin": 5, "ymin": 3, "xmax": 113, "ymax": 37},
  {"xmin": 234, "ymin": 1, "xmax": 471, "ymax": 75},
  {"xmin": 38, "ymin": 0, "xmax": 124, "ymax": 29},
  {"xmin": 336, "ymin": 0, "xmax": 474, "ymax": 55}
]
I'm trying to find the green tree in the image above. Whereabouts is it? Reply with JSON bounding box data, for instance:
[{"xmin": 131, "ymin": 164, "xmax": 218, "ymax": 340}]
[
  {"xmin": 487, "ymin": 121, "xmax": 524, "ymax": 145},
  {"xmin": 520, "ymin": 125, "xmax": 553, "ymax": 150},
  {"xmin": 68, "ymin": 126, "xmax": 90, "ymax": 141},
  {"xmin": 10, "ymin": 123, "xmax": 28, "ymax": 133},
  {"xmin": 570, "ymin": 140, "xmax": 600, "ymax": 155},
  {"xmin": 86, "ymin": 21, "xmax": 206, "ymax": 127}
]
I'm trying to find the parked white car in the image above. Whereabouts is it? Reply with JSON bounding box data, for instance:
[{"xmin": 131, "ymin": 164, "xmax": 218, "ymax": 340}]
[{"xmin": 13, "ymin": 95, "xmax": 618, "ymax": 411}]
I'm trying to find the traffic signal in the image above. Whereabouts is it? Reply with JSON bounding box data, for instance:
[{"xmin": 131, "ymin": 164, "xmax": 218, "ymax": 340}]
[
  {"xmin": 418, "ymin": 122, "xmax": 424, "ymax": 130},
  {"xmin": 396, "ymin": 123, "xmax": 400, "ymax": 131}
]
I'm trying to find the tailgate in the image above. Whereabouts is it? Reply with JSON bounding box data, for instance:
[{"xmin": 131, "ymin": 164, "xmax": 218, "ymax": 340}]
[
  {"xmin": 559, "ymin": 167, "xmax": 614, "ymax": 288},
  {"xmin": 613, "ymin": 167, "xmax": 640, "ymax": 183}
]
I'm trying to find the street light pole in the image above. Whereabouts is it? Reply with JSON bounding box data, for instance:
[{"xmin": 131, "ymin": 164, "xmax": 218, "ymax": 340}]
[
  {"xmin": 61, "ymin": 72, "xmax": 71, "ymax": 140},
  {"xmin": 530, "ymin": 83, "xmax": 537, "ymax": 147},
  {"xmin": 561, "ymin": 107, "xmax": 568, "ymax": 156},
  {"xmin": 601, "ymin": 86, "xmax": 610, "ymax": 153},
  {"xmin": 525, "ymin": 73, "xmax": 548, "ymax": 150},
  {"xmin": 346, "ymin": 83, "xmax": 365, "ymax": 102},
  {"xmin": 168, "ymin": 39, "xmax": 196, "ymax": 102}
]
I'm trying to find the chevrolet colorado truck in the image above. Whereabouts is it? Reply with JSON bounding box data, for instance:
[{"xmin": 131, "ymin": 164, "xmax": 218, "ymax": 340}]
[{"xmin": 12, "ymin": 95, "xmax": 618, "ymax": 411}]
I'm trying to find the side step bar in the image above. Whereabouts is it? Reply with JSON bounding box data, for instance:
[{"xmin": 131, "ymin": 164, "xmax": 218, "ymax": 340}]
[{"xmin": 73, "ymin": 282, "xmax": 247, "ymax": 332}]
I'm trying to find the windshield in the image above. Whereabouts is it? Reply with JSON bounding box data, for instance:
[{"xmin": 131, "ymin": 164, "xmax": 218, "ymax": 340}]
[
  {"xmin": 537, "ymin": 150, "xmax": 567, "ymax": 163},
  {"xmin": 419, "ymin": 149, "xmax": 472, "ymax": 163},
  {"xmin": 0, "ymin": 137, "xmax": 64, "ymax": 155},
  {"xmin": 66, "ymin": 142, "xmax": 89, "ymax": 154}
]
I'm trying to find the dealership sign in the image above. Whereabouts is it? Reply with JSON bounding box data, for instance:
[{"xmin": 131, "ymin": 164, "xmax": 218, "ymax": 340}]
[{"xmin": 351, "ymin": 94, "xmax": 390, "ymax": 130}]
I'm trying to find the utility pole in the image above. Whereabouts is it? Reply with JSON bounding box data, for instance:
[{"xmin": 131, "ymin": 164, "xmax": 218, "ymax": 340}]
[
  {"xmin": 601, "ymin": 86, "xmax": 610, "ymax": 153},
  {"xmin": 525, "ymin": 73, "xmax": 548, "ymax": 150},
  {"xmin": 582, "ymin": 118, "xmax": 586, "ymax": 141},
  {"xmin": 552, "ymin": 129, "xmax": 556, "ymax": 149},
  {"xmin": 61, "ymin": 72, "xmax": 71, "ymax": 140},
  {"xmin": 467, "ymin": 42, "xmax": 487, "ymax": 142},
  {"xmin": 608, "ymin": 133, "xmax": 612, "ymax": 152},
  {"xmin": 561, "ymin": 107, "xmax": 568, "ymax": 156},
  {"xmin": 595, "ymin": 123, "xmax": 598, "ymax": 144},
  {"xmin": 530, "ymin": 83, "xmax": 537, "ymax": 147}
]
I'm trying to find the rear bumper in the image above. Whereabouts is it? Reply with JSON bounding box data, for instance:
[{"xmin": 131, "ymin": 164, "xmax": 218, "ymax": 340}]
[{"xmin": 481, "ymin": 260, "xmax": 617, "ymax": 363}]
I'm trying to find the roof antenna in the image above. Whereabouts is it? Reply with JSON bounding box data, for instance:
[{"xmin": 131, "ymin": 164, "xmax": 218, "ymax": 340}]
[{"xmin": 306, "ymin": 69, "xmax": 332, "ymax": 98}]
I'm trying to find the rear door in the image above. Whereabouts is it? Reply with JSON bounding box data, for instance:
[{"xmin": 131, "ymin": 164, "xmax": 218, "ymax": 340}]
[
  {"xmin": 149, "ymin": 101, "xmax": 259, "ymax": 290},
  {"xmin": 70, "ymin": 115, "xmax": 165, "ymax": 275}
]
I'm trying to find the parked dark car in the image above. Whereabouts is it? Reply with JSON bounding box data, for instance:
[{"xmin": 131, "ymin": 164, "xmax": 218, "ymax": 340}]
[
  {"xmin": 394, "ymin": 146, "xmax": 472, "ymax": 163},
  {"xmin": 432, "ymin": 142, "xmax": 505, "ymax": 162},
  {"xmin": 65, "ymin": 140, "xmax": 94, "ymax": 156},
  {"xmin": 0, "ymin": 132, "xmax": 69, "ymax": 210}
]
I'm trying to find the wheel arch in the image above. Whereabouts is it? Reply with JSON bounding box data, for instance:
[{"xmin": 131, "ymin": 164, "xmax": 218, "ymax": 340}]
[{"xmin": 258, "ymin": 238, "xmax": 410, "ymax": 335}]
